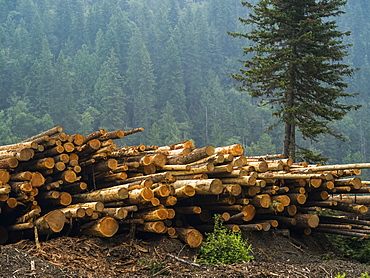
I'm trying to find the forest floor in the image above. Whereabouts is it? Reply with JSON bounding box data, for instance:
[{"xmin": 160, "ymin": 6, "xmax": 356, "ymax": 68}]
[{"xmin": 1, "ymin": 230, "xmax": 370, "ymax": 278}]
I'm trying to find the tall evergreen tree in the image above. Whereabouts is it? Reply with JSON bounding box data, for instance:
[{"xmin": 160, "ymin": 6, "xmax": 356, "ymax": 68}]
[
  {"xmin": 52, "ymin": 51, "xmax": 78, "ymax": 133},
  {"xmin": 72, "ymin": 44, "xmax": 100, "ymax": 110},
  {"xmin": 26, "ymin": 38, "xmax": 55, "ymax": 116},
  {"xmin": 125, "ymin": 27, "xmax": 156, "ymax": 142},
  {"xmin": 230, "ymin": 0, "xmax": 361, "ymax": 161},
  {"xmin": 94, "ymin": 49, "xmax": 126, "ymax": 132}
]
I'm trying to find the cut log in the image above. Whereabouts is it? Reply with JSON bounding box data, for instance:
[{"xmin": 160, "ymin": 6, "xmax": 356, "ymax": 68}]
[
  {"xmin": 242, "ymin": 204, "xmax": 256, "ymax": 221},
  {"xmin": 34, "ymin": 145, "xmax": 64, "ymax": 159},
  {"xmin": 22, "ymin": 126, "xmax": 63, "ymax": 143},
  {"xmin": 135, "ymin": 208, "xmax": 169, "ymax": 221},
  {"xmin": 0, "ymin": 148, "xmax": 34, "ymax": 162},
  {"xmin": 300, "ymin": 163, "xmax": 370, "ymax": 172},
  {"xmin": 287, "ymin": 193, "xmax": 307, "ymax": 205},
  {"xmin": 171, "ymin": 179, "xmax": 223, "ymax": 195},
  {"xmin": 174, "ymin": 206, "xmax": 201, "ymax": 214},
  {"xmin": 0, "ymin": 171, "xmax": 11, "ymax": 184},
  {"xmin": 271, "ymin": 195, "xmax": 291, "ymax": 207},
  {"xmin": 101, "ymin": 207, "xmax": 128, "ymax": 220},
  {"xmin": 214, "ymin": 144, "xmax": 243, "ymax": 156},
  {"xmin": 62, "ymin": 182, "xmax": 88, "ymax": 194},
  {"xmin": 77, "ymin": 139, "xmax": 102, "ymax": 156},
  {"xmin": 125, "ymin": 187, "xmax": 154, "ymax": 204},
  {"xmin": 250, "ymin": 194, "xmax": 271, "ymax": 208},
  {"xmin": 160, "ymin": 165, "xmax": 190, "ymax": 171},
  {"xmin": 73, "ymin": 187, "xmax": 128, "ymax": 203},
  {"xmin": 0, "ymin": 157, "xmax": 18, "ymax": 169},
  {"xmin": 22, "ymin": 157, "xmax": 55, "ymax": 171},
  {"xmin": 313, "ymin": 228, "xmax": 368, "ymax": 238},
  {"xmin": 175, "ymin": 228, "xmax": 203, "ymax": 248},
  {"xmin": 334, "ymin": 177, "xmax": 363, "ymax": 190},
  {"xmin": 59, "ymin": 207, "xmax": 86, "ymax": 218},
  {"xmin": 162, "ymin": 196, "xmax": 177, "ymax": 206},
  {"xmin": 80, "ymin": 216, "xmax": 118, "ymax": 237},
  {"xmin": 137, "ymin": 221, "xmax": 167, "ymax": 234},
  {"xmin": 98, "ymin": 130, "xmax": 124, "ymax": 141},
  {"xmin": 153, "ymin": 185, "xmax": 170, "ymax": 198},
  {"xmin": 294, "ymin": 214, "xmax": 319, "ymax": 228},
  {"xmin": 239, "ymin": 224, "xmax": 263, "ymax": 231},
  {"xmin": 223, "ymin": 184, "xmax": 242, "ymax": 196},
  {"xmin": 168, "ymin": 146, "xmax": 214, "ymax": 165},
  {"xmin": 30, "ymin": 172, "xmax": 45, "ymax": 187},
  {"xmin": 245, "ymin": 161, "xmax": 268, "ymax": 172},
  {"xmin": 332, "ymin": 202, "xmax": 368, "ymax": 214},
  {"xmin": 83, "ymin": 129, "xmax": 106, "ymax": 144},
  {"xmin": 220, "ymin": 176, "xmax": 257, "ymax": 186},
  {"xmin": 16, "ymin": 207, "xmax": 41, "ymax": 223},
  {"xmin": 53, "ymin": 170, "xmax": 77, "ymax": 184},
  {"xmin": 34, "ymin": 210, "xmax": 66, "ymax": 234}
]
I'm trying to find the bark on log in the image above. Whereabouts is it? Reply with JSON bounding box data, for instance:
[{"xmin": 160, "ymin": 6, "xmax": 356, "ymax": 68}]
[
  {"xmin": 313, "ymin": 228, "xmax": 368, "ymax": 238},
  {"xmin": 135, "ymin": 208, "xmax": 169, "ymax": 221},
  {"xmin": 101, "ymin": 207, "xmax": 128, "ymax": 220},
  {"xmin": 0, "ymin": 148, "xmax": 34, "ymax": 162},
  {"xmin": 173, "ymin": 185, "xmax": 196, "ymax": 198},
  {"xmin": 214, "ymin": 144, "xmax": 243, "ymax": 156},
  {"xmin": 170, "ymin": 179, "xmax": 223, "ymax": 195},
  {"xmin": 294, "ymin": 214, "xmax": 319, "ymax": 228},
  {"xmin": 73, "ymin": 187, "xmax": 128, "ymax": 203},
  {"xmin": 136, "ymin": 221, "xmax": 167, "ymax": 233},
  {"xmin": 125, "ymin": 187, "xmax": 154, "ymax": 204},
  {"xmin": 123, "ymin": 127, "xmax": 144, "ymax": 137},
  {"xmin": 174, "ymin": 206, "xmax": 201, "ymax": 214},
  {"xmin": 22, "ymin": 126, "xmax": 63, "ymax": 143},
  {"xmin": 334, "ymin": 177, "xmax": 363, "ymax": 190},
  {"xmin": 250, "ymin": 194, "xmax": 271, "ymax": 208},
  {"xmin": 220, "ymin": 176, "xmax": 257, "ymax": 186},
  {"xmin": 168, "ymin": 146, "xmax": 214, "ymax": 165}
]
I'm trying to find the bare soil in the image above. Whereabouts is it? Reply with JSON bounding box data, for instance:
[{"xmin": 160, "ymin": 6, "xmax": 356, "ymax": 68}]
[{"xmin": 1, "ymin": 230, "xmax": 370, "ymax": 278}]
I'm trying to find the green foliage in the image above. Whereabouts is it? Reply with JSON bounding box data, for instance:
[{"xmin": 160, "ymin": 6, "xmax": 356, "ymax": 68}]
[
  {"xmin": 326, "ymin": 233, "xmax": 370, "ymax": 264},
  {"xmin": 197, "ymin": 214, "xmax": 253, "ymax": 265},
  {"xmin": 0, "ymin": 0, "xmax": 368, "ymax": 167},
  {"xmin": 230, "ymin": 0, "xmax": 361, "ymax": 159},
  {"xmin": 334, "ymin": 274, "xmax": 370, "ymax": 278},
  {"xmin": 139, "ymin": 258, "xmax": 170, "ymax": 275}
]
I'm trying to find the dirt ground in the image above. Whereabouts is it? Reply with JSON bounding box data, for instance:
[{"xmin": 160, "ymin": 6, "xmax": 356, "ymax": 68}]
[{"xmin": 1, "ymin": 229, "xmax": 370, "ymax": 278}]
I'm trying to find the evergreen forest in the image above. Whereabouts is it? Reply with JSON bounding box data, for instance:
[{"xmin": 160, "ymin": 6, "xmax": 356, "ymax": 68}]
[{"xmin": 0, "ymin": 0, "xmax": 368, "ymax": 170}]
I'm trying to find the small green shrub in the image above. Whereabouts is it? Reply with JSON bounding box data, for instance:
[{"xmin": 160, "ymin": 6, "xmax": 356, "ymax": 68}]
[
  {"xmin": 197, "ymin": 214, "xmax": 254, "ymax": 265},
  {"xmin": 362, "ymin": 273, "xmax": 370, "ymax": 278},
  {"xmin": 334, "ymin": 273, "xmax": 346, "ymax": 278}
]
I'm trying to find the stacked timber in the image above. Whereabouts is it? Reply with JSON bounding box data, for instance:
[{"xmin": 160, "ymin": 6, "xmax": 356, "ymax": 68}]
[{"xmin": 2, "ymin": 126, "xmax": 370, "ymax": 247}]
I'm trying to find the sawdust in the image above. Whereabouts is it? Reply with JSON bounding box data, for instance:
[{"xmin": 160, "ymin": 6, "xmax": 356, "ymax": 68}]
[{"xmin": 1, "ymin": 230, "xmax": 370, "ymax": 278}]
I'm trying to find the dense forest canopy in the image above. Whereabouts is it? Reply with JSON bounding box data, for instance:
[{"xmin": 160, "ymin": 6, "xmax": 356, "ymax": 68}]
[{"xmin": 0, "ymin": 0, "xmax": 368, "ymax": 170}]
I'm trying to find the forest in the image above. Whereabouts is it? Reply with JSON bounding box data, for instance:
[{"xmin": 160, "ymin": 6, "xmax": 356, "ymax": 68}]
[{"xmin": 0, "ymin": 0, "xmax": 368, "ymax": 173}]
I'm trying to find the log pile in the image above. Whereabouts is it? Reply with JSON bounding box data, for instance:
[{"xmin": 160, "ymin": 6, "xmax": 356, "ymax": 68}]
[{"xmin": 1, "ymin": 126, "xmax": 370, "ymax": 247}]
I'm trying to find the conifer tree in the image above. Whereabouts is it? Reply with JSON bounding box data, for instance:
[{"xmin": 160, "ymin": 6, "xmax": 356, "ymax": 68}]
[{"xmin": 230, "ymin": 0, "xmax": 361, "ymax": 161}]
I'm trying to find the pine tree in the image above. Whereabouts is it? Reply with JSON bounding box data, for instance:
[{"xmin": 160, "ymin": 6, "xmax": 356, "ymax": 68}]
[
  {"xmin": 230, "ymin": 0, "xmax": 361, "ymax": 162},
  {"xmin": 94, "ymin": 49, "xmax": 126, "ymax": 132},
  {"xmin": 125, "ymin": 27, "xmax": 156, "ymax": 141}
]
